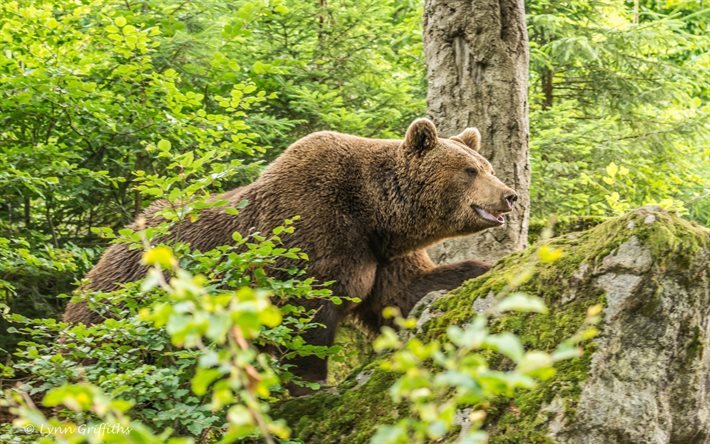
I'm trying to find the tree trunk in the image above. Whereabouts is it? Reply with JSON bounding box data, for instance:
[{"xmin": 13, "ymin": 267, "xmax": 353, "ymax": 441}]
[{"xmin": 423, "ymin": 0, "xmax": 530, "ymax": 265}]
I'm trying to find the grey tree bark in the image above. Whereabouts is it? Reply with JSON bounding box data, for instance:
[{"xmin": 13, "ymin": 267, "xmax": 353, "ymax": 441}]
[{"xmin": 424, "ymin": 0, "xmax": 531, "ymax": 264}]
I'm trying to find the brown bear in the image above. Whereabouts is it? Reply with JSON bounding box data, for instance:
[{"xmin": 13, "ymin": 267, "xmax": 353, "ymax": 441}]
[{"xmin": 63, "ymin": 118, "xmax": 517, "ymax": 385}]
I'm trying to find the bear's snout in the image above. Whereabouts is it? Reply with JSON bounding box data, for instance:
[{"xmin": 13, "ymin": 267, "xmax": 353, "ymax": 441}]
[{"xmin": 503, "ymin": 192, "xmax": 518, "ymax": 211}]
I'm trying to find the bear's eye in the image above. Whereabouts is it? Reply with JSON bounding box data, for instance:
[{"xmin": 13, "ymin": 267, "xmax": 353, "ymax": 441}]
[{"xmin": 465, "ymin": 167, "xmax": 478, "ymax": 178}]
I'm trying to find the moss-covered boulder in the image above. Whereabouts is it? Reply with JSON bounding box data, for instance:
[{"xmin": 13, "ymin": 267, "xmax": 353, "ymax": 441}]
[{"xmin": 275, "ymin": 207, "xmax": 709, "ymax": 443}]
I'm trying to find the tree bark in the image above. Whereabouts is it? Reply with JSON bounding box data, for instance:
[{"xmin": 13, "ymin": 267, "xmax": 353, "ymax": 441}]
[{"xmin": 423, "ymin": 0, "xmax": 530, "ymax": 264}]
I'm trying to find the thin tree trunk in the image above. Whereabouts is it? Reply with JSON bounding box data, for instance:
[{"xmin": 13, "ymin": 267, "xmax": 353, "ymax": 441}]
[
  {"xmin": 541, "ymin": 67, "xmax": 554, "ymax": 109},
  {"xmin": 133, "ymin": 151, "xmax": 146, "ymax": 218},
  {"xmin": 633, "ymin": 0, "xmax": 640, "ymax": 24},
  {"xmin": 45, "ymin": 194, "xmax": 59, "ymax": 247},
  {"xmin": 424, "ymin": 0, "xmax": 530, "ymax": 264},
  {"xmin": 317, "ymin": 0, "xmax": 328, "ymax": 49}
]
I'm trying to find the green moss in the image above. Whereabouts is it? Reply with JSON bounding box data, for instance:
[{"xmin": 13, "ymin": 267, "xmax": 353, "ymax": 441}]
[
  {"xmin": 274, "ymin": 207, "xmax": 709, "ymax": 443},
  {"xmin": 425, "ymin": 210, "xmax": 631, "ymax": 341},
  {"xmin": 273, "ymin": 369, "xmax": 399, "ymax": 443},
  {"xmin": 632, "ymin": 209, "xmax": 709, "ymax": 267},
  {"xmin": 328, "ymin": 322, "xmax": 374, "ymax": 385},
  {"xmin": 420, "ymin": 207, "xmax": 708, "ymax": 442}
]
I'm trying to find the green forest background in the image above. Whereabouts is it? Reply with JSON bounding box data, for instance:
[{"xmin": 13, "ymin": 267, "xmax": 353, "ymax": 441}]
[
  {"xmin": 4, "ymin": 0, "xmax": 707, "ymax": 322},
  {"xmin": 0, "ymin": 0, "xmax": 707, "ymax": 440},
  {"xmin": 1, "ymin": 0, "xmax": 707, "ymax": 353}
]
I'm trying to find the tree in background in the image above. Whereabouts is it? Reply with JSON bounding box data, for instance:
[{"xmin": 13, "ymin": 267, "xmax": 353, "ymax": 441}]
[
  {"xmin": 243, "ymin": 0, "xmax": 425, "ymax": 150},
  {"xmin": 424, "ymin": 0, "xmax": 531, "ymax": 264},
  {"xmin": 527, "ymin": 0, "xmax": 708, "ymax": 223}
]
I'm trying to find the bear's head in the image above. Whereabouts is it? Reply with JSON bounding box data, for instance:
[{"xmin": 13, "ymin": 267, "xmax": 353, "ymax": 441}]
[{"xmin": 398, "ymin": 118, "xmax": 518, "ymax": 240}]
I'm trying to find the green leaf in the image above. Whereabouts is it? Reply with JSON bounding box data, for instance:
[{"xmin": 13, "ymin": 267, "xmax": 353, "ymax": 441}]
[
  {"xmin": 483, "ymin": 333, "xmax": 525, "ymax": 363},
  {"xmin": 517, "ymin": 351, "xmax": 554, "ymax": 376},
  {"xmin": 192, "ymin": 368, "xmax": 223, "ymax": 396},
  {"xmin": 496, "ymin": 293, "xmax": 548, "ymax": 314},
  {"xmin": 606, "ymin": 162, "xmax": 619, "ymax": 178},
  {"xmin": 143, "ymin": 245, "xmax": 175, "ymax": 268},
  {"xmin": 157, "ymin": 139, "xmax": 172, "ymax": 151},
  {"xmin": 371, "ymin": 424, "xmax": 408, "ymax": 444},
  {"xmin": 537, "ymin": 245, "xmax": 564, "ymax": 263}
]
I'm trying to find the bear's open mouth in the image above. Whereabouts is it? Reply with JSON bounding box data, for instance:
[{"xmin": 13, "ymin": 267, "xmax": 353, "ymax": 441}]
[{"xmin": 473, "ymin": 205, "xmax": 505, "ymax": 225}]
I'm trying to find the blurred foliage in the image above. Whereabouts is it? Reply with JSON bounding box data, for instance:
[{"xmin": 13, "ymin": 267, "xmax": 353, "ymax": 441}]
[
  {"xmin": 370, "ymin": 242, "xmax": 599, "ymax": 444},
  {"xmin": 0, "ymin": 0, "xmax": 707, "ymax": 441},
  {"xmin": 2, "ymin": 113, "xmax": 342, "ymax": 442}
]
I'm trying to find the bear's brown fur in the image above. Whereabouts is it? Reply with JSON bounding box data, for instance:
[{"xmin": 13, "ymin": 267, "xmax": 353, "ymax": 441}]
[{"xmin": 63, "ymin": 118, "xmax": 517, "ymax": 384}]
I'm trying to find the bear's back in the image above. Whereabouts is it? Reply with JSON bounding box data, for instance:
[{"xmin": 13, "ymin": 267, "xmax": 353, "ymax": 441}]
[
  {"xmin": 64, "ymin": 131, "xmax": 404, "ymax": 324},
  {"xmin": 252, "ymin": 131, "xmax": 400, "ymax": 223}
]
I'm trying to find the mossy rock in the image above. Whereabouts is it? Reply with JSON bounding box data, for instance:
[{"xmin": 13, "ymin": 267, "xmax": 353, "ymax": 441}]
[{"xmin": 275, "ymin": 206, "xmax": 709, "ymax": 443}]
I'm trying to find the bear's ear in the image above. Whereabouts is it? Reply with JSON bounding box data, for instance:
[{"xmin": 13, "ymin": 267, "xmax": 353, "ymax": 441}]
[
  {"xmin": 451, "ymin": 128, "xmax": 481, "ymax": 152},
  {"xmin": 403, "ymin": 118, "xmax": 438, "ymax": 155}
]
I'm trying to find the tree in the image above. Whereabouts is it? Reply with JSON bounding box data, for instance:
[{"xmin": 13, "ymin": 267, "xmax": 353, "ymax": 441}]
[
  {"xmin": 526, "ymin": 0, "xmax": 708, "ymax": 223},
  {"xmin": 423, "ymin": 0, "xmax": 530, "ymax": 264}
]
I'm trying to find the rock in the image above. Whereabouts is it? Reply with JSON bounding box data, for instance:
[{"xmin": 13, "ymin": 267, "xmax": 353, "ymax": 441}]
[
  {"xmin": 411, "ymin": 289, "xmax": 447, "ymax": 334},
  {"xmin": 599, "ymin": 235, "xmax": 653, "ymax": 273},
  {"xmin": 274, "ymin": 207, "xmax": 709, "ymax": 444}
]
